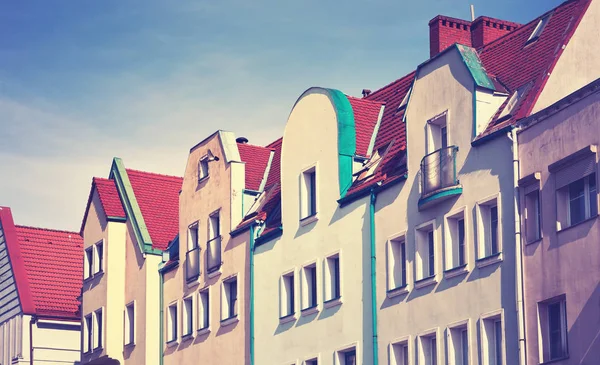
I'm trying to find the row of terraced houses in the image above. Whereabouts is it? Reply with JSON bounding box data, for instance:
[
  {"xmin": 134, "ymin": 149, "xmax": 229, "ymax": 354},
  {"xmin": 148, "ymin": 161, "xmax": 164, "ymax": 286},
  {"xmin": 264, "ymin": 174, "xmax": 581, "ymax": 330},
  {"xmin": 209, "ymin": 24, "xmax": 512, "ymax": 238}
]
[{"xmin": 1, "ymin": 0, "xmax": 599, "ymax": 364}]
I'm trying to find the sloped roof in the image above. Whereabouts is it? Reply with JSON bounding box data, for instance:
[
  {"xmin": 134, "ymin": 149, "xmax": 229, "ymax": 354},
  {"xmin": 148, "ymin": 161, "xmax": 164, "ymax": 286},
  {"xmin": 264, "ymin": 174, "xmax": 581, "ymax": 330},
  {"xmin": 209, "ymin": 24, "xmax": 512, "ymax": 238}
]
[
  {"xmin": 347, "ymin": 97, "xmax": 385, "ymax": 157},
  {"xmin": 126, "ymin": 169, "xmax": 182, "ymax": 251},
  {"xmin": 237, "ymin": 143, "xmax": 274, "ymax": 191},
  {"xmin": 93, "ymin": 177, "xmax": 125, "ymax": 219},
  {"xmin": 475, "ymin": 0, "xmax": 591, "ymax": 139}
]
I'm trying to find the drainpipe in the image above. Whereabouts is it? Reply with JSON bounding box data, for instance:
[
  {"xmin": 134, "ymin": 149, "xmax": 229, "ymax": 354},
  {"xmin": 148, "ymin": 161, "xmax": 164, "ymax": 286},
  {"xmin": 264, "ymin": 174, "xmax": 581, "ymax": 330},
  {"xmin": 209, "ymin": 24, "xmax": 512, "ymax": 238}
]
[
  {"xmin": 369, "ymin": 189, "xmax": 379, "ymax": 365},
  {"xmin": 509, "ymin": 128, "xmax": 527, "ymax": 365},
  {"xmin": 159, "ymin": 266, "xmax": 164, "ymax": 365},
  {"xmin": 29, "ymin": 315, "xmax": 36, "ymax": 365},
  {"xmin": 249, "ymin": 224, "xmax": 256, "ymax": 365}
]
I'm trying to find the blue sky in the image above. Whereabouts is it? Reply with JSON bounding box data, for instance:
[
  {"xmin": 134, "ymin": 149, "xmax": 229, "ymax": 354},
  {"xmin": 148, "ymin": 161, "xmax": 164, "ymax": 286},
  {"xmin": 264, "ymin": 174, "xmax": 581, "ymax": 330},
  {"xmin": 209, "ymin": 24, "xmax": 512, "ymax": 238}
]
[{"xmin": 0, "ymin": 0, "xmax": 563, "ymax": 230}]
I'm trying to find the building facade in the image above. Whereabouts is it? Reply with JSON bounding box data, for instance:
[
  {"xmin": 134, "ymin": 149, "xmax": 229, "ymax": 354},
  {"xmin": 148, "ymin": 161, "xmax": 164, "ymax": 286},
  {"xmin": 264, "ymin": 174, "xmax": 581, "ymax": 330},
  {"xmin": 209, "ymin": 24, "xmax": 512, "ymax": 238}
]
[
  {"xmin": 517, "ymin": 79, "xmax": 600, "ymax": 364},
  {"xmin": 0, "ymin": 206, "xmax": 82, "ymax": 365}
]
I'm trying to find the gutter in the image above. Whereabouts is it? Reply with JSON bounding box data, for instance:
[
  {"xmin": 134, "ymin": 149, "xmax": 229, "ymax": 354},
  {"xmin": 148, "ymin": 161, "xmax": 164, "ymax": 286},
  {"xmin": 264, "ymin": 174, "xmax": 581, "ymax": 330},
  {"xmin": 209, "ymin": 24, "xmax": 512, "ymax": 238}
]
[
  {"xmin": 369, "ymin": 189, "xmax": 379, "ymax": 365},
  {"xmin": 249, "ymin": 224, "xmax": 256, "ymax": 365},
  {"xmin": 159, "ymin": 263, "xmax": 165, "ymax": 365},
  {"xmin": 30, "ymin": 315, "xmax": 36, "ymax": 365},
  {"xmin": 337, "ymin": 173, "xmax": 407, "ymax": 208},
  {"xmin": 509, "ymin": 127, "xmax": 527, "ymax": 365},
  {"xmin": 471, "ymin": 124, "xmax": 513, "ymax": 147}
]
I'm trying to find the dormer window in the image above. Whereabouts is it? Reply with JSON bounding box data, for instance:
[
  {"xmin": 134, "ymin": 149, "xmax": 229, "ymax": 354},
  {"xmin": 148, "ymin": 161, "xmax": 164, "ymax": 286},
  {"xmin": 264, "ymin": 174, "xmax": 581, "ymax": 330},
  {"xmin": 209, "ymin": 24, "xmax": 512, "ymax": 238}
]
[
  {"xmin": 426, "ymin": 111, "xmax": 448, "ymax": 154},
  {"xmin": 526, "ymin": 14, "xmax": 551, "ymax": 45},
  {"xmin": 397, "ymin": 86, "xmax": 412, "ymax": 111},
  {"xmin": 198, "ymin": 157, "xmax": 209, "ymax": 182}
]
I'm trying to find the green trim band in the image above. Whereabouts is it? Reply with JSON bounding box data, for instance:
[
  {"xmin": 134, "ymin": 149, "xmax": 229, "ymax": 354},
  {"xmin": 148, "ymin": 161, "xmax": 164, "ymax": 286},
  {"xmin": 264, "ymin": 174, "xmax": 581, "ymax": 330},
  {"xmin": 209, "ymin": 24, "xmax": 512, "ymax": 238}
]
[
  {"xmin": 370, "ymin": 191, "xmax": 379, "ymax": 365},
  {"xmin": 418, "ymin": 187, "xmax": 463, "ymax": 209}
]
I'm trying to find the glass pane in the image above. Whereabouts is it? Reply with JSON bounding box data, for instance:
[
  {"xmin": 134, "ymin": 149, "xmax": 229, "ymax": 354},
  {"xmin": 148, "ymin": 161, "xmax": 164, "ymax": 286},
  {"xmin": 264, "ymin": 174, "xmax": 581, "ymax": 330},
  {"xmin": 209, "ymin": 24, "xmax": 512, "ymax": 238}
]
[
  {"xmin": 431, "ymin": 337, "xmax": 437, "ymax": 365},
  {"xmin": 490, "ymin": 206, "xmax": 499, "ymax": 254},
  {"xmin": 461, "ymin": 329, "xmax": 468, "ymax": 365},
  {"xmin": 344, "ymin": 350, "xmax": 356, "ymax": 365},
  {"xmin": 494, "ymin": 320, "xmax": 502, "ymax": 365},
  {"xmin": 428, "ymin": 230, "xmax": 435, "ymax": 277},
  {"xmin": 548, "ymin": 302, "xmax": 564, "ymax": 359},
  {"xmin": 402, "ymin": 345, "xmax": 409, "ymax": 365},
  {"xmin": 400, "ymin": 242, "xmax": 406, "ymax": 286},
  {"xmin": 569, "ymin": 178, "xmax": 586, "ymax": 225},
  {"xmin": 458, "ymin": 219, "xmax": 465, "ymax": 266},
  {"xmin": 589, "ymin": 173, "xmax": 597, "ymax": 217}
]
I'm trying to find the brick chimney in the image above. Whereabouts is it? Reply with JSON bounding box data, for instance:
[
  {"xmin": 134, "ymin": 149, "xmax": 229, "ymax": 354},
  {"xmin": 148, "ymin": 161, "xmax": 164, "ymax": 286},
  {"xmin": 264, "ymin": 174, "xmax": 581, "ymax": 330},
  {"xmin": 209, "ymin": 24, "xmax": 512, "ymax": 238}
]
[
  {"xmin": 429, "ymin": 15, "xmax": 520, "ymax": 58},
  {"xmin": 470, "ymin": 16, "xmax": 521, "ymax": 49}
]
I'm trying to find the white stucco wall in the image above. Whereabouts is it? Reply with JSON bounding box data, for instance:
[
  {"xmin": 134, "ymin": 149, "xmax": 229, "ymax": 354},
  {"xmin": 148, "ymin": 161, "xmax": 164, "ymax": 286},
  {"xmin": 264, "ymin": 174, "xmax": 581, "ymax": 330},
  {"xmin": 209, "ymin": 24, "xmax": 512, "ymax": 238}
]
[
  {"xmin": 375, "ymin": 48, "xmax": 519, "ymax": 365},
  {"xmin": 254, "ymin": 89, "xmax": 372, "ymax": 365}
]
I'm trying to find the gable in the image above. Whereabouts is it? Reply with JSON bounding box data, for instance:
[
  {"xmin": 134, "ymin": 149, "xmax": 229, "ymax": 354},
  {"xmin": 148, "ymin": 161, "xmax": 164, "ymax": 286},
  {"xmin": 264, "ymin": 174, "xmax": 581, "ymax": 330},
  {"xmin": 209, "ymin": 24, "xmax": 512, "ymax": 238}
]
[{"xmin": 0, "ymin": 220, "xmax": 22, "ymax": 323}]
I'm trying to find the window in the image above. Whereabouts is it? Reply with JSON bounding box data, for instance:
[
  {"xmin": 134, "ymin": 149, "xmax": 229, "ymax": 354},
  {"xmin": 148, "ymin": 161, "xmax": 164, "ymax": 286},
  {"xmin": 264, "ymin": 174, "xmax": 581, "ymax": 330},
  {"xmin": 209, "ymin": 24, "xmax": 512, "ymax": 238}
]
[
  {"xmin": 390, "ymin": 340, "xmax": 410, "ymax": 365},
  {"xmin": 207, "ymin": 213, "xmax": 222, "ymax": 273},
  {"xmin": 198, "ymin": 289, "xmax": 210, "ymax": 331},
  {"xmin": 447, "ymin": 323, "xmax": 469, "ymax": 365},
  {"xmin": 84, "ymin": 314, "xmax": 93, "ymax": 353},
  {"xmin": 524, "ymin": 189, "xmax": 542, "ymax": 242},
  {"xmin": 426, "ymin": 112, "xmax": 448, "ymax": 153},
  {"xmin": 305, "ymin": 359, "xmax": 318, "ymax": 365},
  {"xmin": 325, "ymin": 254, "xmax": 341, "ymax": 302},
  {"xmin": 94, "ymin": 308, "xmax": 103, "ymax": 350},
  {"xmin": 444, "ymin": 210, "xmax": 467, "ymax": 271},
  {"xmin": 188, "ymin": 222, "xmax": 199, "ymax": 250},
  {"xmin": 94, "ymin": 241, "xmax": 103, "ymax": 274},
  {"xmin": 280, "ymin": 272, "xmax": 295, "ymax": 318},
  {"xmin": 387, "ymin": 236, "xmax": 407, "ymax": 291},
  {"xmin": 300, "ymin": 167, "xmax": 317, "ymax": 220},
  {"xmin": 557, "ymin": 172, "xmax": 597, "ymax": 229},
  {"xmin": 124, "ymin": 302, "xmax": 135, "ymax": 346},
  {"xmin": 186, "ymin": 222, "xmax": 200, "ymax": 282},
  {"xmin": 538, "ymin": 297, "xmax": 568, "ymax": 361},
  {"xmin": 222, "ymin": 277, "xmax": 238, "ymax": 321},
  {"xmin": 415, "ymin": 223, "xmax": 436, "ymax": 281},
  {"xmin": 481, "ymin": 314, "xmax": 503, "ymax": 365},
  {"xmin": 526, "ymin": 14, "xmax": 551, "ymax": 44},
  {"xmin": 209, "ymin": 212, "xmax": 220, "ymax": 239},
  {"xmin": 302, "ymin": 264, "xmax": 318, "ymax": 310},
  {"xmin": 84, "ymin": 247, "xmax": 93, "ymax": 280},
  {"xmin": 167, "ymin": 302, "xmax": 178, "ymax": 343},
  {"xmin": 477, "ymin": 197, "xmax": 501, "ymax": 259},
  {"xmin": 418, "ymin": 333, "xmax": 438, "ymax": 365},
  {"xmin": 183, "ymin": 296, "xmax": 194, "ymax": 337},
  {"xmin": 198, "ymin": 156, "xmax": 209, "ymax": 181},
  {"xmin": 337, "ymin": 348, "xmax": 356, "ymax": 365}
]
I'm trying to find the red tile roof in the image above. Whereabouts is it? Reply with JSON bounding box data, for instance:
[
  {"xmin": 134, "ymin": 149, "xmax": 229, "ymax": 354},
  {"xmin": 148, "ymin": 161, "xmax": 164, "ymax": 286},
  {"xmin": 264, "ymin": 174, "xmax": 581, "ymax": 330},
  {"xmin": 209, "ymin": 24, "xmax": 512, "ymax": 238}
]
[
  {"xmin": 126, "ymin": 169, "xmax": 182, "ymax": 251},
  {"xmin": 347, "ymin": 97, "xmax": 385, "ymax": 157},
  {"xmin": 237, "ymin": 143, "xmax": 274, "ymax": 191},
  {"xmin": 93, "ymin": 177, "xmax": 125, "ymax": 219}
]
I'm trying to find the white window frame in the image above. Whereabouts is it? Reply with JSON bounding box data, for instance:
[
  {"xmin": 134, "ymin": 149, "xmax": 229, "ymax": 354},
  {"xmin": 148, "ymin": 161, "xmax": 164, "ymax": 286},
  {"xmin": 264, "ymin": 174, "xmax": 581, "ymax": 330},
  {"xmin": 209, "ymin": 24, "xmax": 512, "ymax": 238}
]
[
  {"xmin": 280, "ymin": 269, "xmax": 296, "ymax": 320},
  {"xmin": 182, "ymin": 295, "xmax": 195, "ymax": 338},
  {"xmin": 303, "ymin": 355, "xmax": 320, "ymax": 365},
  {"xmin": 208, "ymin": 211, "xmax": 220, "ymax": 240},
  {"xmin": 333, "ymin": 342, "xmax": 359, "ymax": 365},
  {"xmin": 476, "ymin": 194, "xmax": 503, "ymax": 265},
  {"xmin": 93, "ymin": 307, "xmax": 104, "ymax": 350},
  {"xmin": 198, "ymin": 155, "xmax": 209, "ymax": 181},
  {"xmin": 538, "ymin": 296, "xmax": 568, "ymax": 362},
  {"xmin": 556, "ymin": 172, "xmax": 597, "ymax": 229},
  {"xmin": 444, "ymin": 207, "xmax": 469, "ymax": 275},
  {"xmin": 389, "ymin": 335, "xmax": 411, "ymax": 365},
  {"xmin": 324, "ymin": 252, "xmax": 342, "ymax": 306},
  {"xmin": 187, "ymin": 222, "xmax": 199, "ymax": 251},
  {"xmin": 480, "ymin": 310, "xmax": 505, "ymax": 365},
  {"xmin": 221, "ymin": 275, "xmax": 239, "ymax": 323},
  {"xmin": 414, "ymin": 220, "xmax": 437, "ymax": 285},
  {"xmin": 299, "ymin": 164, "xmax": 319, "ymax": 223},
  {"xmin": 93, "ymin": 240, "xmax": 104, "ymax": 274},
  {"xmin": 446, "ymin": 319, "xmax": 470, "ymax": 365},
  {"xmin": 526, "ymin": 14, "xmax": 551, "ymax": 45},
  {"xmin": 417, "ymin": 328, "xmax": 440, "ymax": 365},
  {"xmin": 198, "ymin": 287, "xmax": 210, "ymax": 333},
  {"xmin": 426, "ymin": 111, "xmax": 448, "ymax": 154},
  {"xmin": 301, "ymin": 261, "xmax": 319, "ymax": 313},
  {"xmin": 124, "ymin": 301, "xmax": 136, "ymax": 346},
  {"xmin": 523, "ymin": 187, "xmax": 542, "ymax": 243},
  {"xmin": 84, "ymin": 313, "xmax": 93, "ymax": 353},
  {"xmin": 386, "ymin": 231, "xmax": 409, "ymax": 296},
  {"xmin": 167, "ymin": 301, "xmax": 179, "ymax": 345},
  {"xmin": 84, "ymin": 246, "xmax": 94, "ymax": 280}
]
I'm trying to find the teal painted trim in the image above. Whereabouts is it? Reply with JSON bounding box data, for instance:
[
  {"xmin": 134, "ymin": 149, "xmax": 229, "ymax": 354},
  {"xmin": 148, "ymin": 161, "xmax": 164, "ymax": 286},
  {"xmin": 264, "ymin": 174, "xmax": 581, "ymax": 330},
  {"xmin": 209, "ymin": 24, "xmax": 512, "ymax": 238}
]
[
  {"xmin": 370, "ymin": 191, "xmax": 379, "ymax": 365},
  {"xmin": 456, "ymin": 44, "xmax": 495, "ymax": 91},
  {"xmin": 327, "ymin": 88, "xmax": 356, "ymax": 198},
  {"xmin": 249, "ymin": 224, "xmax": 256, "ymax": 365},
  {"xmin": 110, "ymin": 158, "xmax": 162, "ymax": 255},
  {"xmin": 255, "ymin": 226, "xmax": 283, "ymax": 246},
  {"xmin": 418, "ymin": 187, "xmax": 463, "ymax": 208}
]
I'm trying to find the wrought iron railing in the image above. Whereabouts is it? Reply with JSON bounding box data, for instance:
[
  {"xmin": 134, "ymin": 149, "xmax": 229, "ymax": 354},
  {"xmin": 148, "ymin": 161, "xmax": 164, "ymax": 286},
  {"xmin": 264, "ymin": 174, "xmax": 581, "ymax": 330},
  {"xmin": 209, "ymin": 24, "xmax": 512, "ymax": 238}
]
[
  {"xmin": 185, "ymin": 247, "xmax": 200, "ymax": 282},
  {"xmin": 420, "ymin": 146, "xmax": 459, "ymax": 196},
  {"xmin": 207, "ymin": 236, "xmax": 222, "ymax": 273}
]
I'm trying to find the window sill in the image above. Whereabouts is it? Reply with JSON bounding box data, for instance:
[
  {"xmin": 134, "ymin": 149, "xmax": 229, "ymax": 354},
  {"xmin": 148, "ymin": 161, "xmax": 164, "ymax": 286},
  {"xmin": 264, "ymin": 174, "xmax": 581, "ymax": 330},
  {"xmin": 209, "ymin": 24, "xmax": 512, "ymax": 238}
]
[
  {"xmin": 207, "ymin": 269, "xmax": 222, "ymax": 279},
  {"xmin": 387, "ymin": 285, "xmax": 409, "ymax": 298},
  {"xmin": 414, "ymin": 275, "xmax": 437, "ymax": 289},
  {"xmin": 124, "ymin": 342, "xmax": 135, "ymax": 349},
  {"xmin": 279, "ymin": 314, "xmax": 296, "ymax": 325},
  {"xmin": 220, "ymin": 316, "xmax": 239, "ymax": 327},
  {"xmin": 93, "ymin": 346, "xmax": 103, "ymax": 352},
  {"xmin": 198, "ymin": 175, "xmax": 210, "ymax": 184},
  {"xmin": 300, "ymin": 213, "xmax": 319, "ymax": 226},
  {"xmin": 540, "ymin": 355, "xmax": 570, "ymax": 365},
  {"xmin": 166, "ymin": 339, "xmax": 178, "ymax": 348},
  {"xmin": 181, "ymin": 333, "xmax": 194, "ymax": 342},
  {"xmin": 444, "ymin": 264, "xmax": 468, "ymax": 279},
  {"xmin": 525, "ymin": 237, "xmax": 543, "ymax": 246},
  {"xmin": 301, "ymin": 305, "xmax": 319, "ymax": 316},
  {"xmin": 197, "ymin": 327, "xmax": 211, "ymax": 336},
  {"xmin": 186, "ymin": 276, "xmax": 201, "ymax": 288},
  {"xmin": 476, "ymin": 252, "xmax": 503, "ymax": 269},
  {"xmin": 323, "ymin": 297, "xmax": 342, "ymax": 309},
  {"xmin": 558, "ymin": 214, "xmax": 598, "ymax": 234}
]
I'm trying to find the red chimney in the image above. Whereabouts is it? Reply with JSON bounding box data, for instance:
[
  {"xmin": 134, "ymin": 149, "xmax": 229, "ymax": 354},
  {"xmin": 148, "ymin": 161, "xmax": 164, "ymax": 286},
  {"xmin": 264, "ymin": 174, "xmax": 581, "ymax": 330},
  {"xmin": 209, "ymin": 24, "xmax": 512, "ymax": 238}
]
[
  {"xmin": 470, "ymin": 16, "xmax": 521, "ymax": 49},
  {"xmin": 429, "ymin": 16, "xmax": 472, "ymax": 58}
]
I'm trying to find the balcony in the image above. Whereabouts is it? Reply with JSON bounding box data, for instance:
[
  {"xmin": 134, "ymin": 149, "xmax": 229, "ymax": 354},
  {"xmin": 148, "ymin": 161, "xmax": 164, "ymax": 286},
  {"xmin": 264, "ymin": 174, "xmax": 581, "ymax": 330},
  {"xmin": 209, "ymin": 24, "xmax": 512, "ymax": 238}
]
[
  {"xmin": 185, "ymin": 247, "xmax": 200, "ymax": 282},
  {"xmin": 418, "ymin": 146, "xmax": 462, "ymax": 210},
  {"xmin": 207, "ymin": 236, "xmax": 222, "ymax": 274}
]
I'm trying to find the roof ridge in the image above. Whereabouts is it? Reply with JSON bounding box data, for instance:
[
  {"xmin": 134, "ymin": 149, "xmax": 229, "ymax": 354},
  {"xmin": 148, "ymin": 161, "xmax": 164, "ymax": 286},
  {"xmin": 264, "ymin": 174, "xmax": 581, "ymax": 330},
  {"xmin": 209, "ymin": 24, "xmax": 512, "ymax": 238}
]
[
  {"xmin": 15, "ymin": 225, "xmax": 82, "ymax": 237},
  {"xmin": 365, "ymin": 70, "xmax": 416, "ymax": 101},
  {"xmin": 125, "ymin": 168, "xmax": 183, "ymax": 182},
  {"xmin": 346, "ymin": 95, "xmax": 385, "ymax": 104},
  {"xmin": 238, "ymin": 142, "xmax": 274, "ymax": 151},
  {"xmin": 266, "ymin": 137, "xmax": 283, "ymax": 148}
]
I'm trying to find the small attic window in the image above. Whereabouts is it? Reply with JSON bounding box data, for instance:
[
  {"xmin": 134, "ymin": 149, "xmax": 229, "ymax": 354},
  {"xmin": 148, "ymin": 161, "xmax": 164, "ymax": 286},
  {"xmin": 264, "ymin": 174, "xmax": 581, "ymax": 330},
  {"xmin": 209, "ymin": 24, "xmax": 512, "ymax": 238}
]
[
  {"xmin": 526, "ymin": 14, "xmax": 551, "ymax": 45},
  {"xmin": 397, "ymin": 86, "xmax": 412, "ymax": 111}
]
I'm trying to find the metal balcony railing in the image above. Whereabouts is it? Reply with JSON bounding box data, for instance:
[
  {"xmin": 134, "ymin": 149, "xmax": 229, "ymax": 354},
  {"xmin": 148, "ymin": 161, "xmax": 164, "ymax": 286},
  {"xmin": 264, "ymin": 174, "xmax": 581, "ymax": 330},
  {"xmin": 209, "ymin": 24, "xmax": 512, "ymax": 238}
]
[
  {"xmin": 185, "ymin": 247, "xmax": 200, "ymax": 282},
  {"xmin": 420, "ymin": 146, "xmax": 459, "ymax": 196},
  {"xmin": 207, "ymin": 236, "xmax": 222, "ymax": 273}
]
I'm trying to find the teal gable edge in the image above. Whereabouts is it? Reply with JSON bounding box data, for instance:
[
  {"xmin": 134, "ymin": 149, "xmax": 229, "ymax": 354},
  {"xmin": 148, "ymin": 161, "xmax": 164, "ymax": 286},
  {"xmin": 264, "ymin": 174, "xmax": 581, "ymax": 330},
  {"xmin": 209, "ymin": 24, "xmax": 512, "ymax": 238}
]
[
  {"xmin": 110, "ymin": 157, "xmax": 162, "ymax": 256},
  {"xmin": 455, "ymin": 44, "xmax": 495, "ymax": 91}
]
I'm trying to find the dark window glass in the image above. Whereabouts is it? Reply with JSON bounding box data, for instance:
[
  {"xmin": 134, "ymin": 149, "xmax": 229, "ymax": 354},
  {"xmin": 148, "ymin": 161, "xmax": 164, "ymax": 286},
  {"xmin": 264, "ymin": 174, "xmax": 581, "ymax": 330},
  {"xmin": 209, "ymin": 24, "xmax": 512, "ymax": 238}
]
[
  {"xmin": 494, "ymin": 320, "xmax": 503, "ymax": 365},
  {"xmin": 490, "ymin": 206, "xmax": 499, "ymax": 254},
  {"xmin": 310, "ymin": 266, "xmax": 317, "ymax": 307},
  {"xmin": 589, "ymin": 173, "xmax": 597, "ymax": 218},
  {"xmin": 431, "ymin": 337, "xmax": 437, "ymax": 365},
  {"xmin": 458, "ymin": 219, "xmax": 465, "ymax": 266},
  {"xmin": 400, "ymin": 241, "xmax": 406, "ymax": 286},
  {"xmin": 344, "ymin": 350, "xmax": 356, "ymax": 365},
  {"xmin": 461, "ymin": 329, "xmax": 468, "ymax": 365},
  {"xmin": 549, "ymin": 302, "xmax": 565, "ymax": 359},
  {"xmin": 441, "ymin": 126, "xmax": 448, "ymax": 150},
  {"xmin": 333, "ymin": 257, "xmax": 340, "ymax": 299},
  {"xmin": 229, "ymin": 279, "xmax": 238, "ymax": 318},
  {"xmin": 569, "ymin": 178, "xmax": 586, "ymax": 225},
  {"xmin": 428, "ymin": 230, "xmax": 435, "ymax": 277},
  {"xmin": 97, "ymin": 242, "xmax": 103, "ymax": 272},
  {"xmin": 309, "ymin": 171, "xmax": 317, "ymax": 216}
]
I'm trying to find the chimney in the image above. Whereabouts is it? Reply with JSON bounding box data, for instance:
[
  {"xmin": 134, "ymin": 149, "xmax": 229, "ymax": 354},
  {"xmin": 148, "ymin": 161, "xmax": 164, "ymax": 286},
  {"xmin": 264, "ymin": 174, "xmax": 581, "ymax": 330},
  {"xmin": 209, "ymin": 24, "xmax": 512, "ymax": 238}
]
[
  {"xmin": 236, "ymin": 137, "xmax": 249, "ymax": 144},
  {"xmin": 429, "ymin": 16, "xmax": 472, "ymax": 58},
  {"xmin": 470, "ymin": 16, "xmax": 521, "ymax": 49},
  {"xmin": 362, "ymin": 89, "xmax": 372, "ymax": 98}
]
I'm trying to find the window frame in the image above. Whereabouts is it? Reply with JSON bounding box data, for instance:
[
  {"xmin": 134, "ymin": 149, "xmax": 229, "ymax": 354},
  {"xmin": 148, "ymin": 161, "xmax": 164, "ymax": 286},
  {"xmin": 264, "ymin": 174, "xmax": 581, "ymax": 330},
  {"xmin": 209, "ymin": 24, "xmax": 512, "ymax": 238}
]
[
  {"xmin": 198, "ymin": 287, "xmax": 210, "ymax": 332},
  {"xmin": 334, "ymin": 342, "xmax": 359, "ymax": 365},
  {"xmin": 426, "ymin": 111, "xmax": 449, "ymax": 154},
  {"xmin": 525, "ymin": 14, "xmax": 551, "ymax": 45},
  {"xmin": 523, "ymin": 186, "xmax": 542, "ymax": 243},
  {"xmin": 124, "ymin": 301, "xmax": 136, "ymax": 346},
  {"xmin": 93, "ymin": 308, "xmax": 104, "ymax": 351},
  {"xmin": 166, "ymin": 301, "xmax": 179, "ymax": 345},
  {"xmin": 446, "ymin": 319, "xmax": 470, "ymax": 365},
  {"xmin": 444, "ymin": 207, "xmax": 469, "ymax": 275},
  {"xmin": 324, "ymin": 252, "xmax": 341, "ymax": 305},
  {"xmin": 538, "ymin": 295, "xmax": 568, "ymax": 362},
  {"xmin": 280, "ymin": 270, "xmax": 296, "ymax": 319},
  {"xmin": 557, "ymin": 172, "xmax": 597, "ymax": 229},
  {"xmin": 476, "ymin": 194, "xmax": 503, "ymax": 265},
  {"xmin": 417, "ymin": 328, "xmax": 440, "ymax": 365},
  {"xmin": 389, "ymin": 335, "xmax": 411, "ymax": 365},
  {"xmin": 84, "ymin": 314, "xmax": 93, "ymax": 354},
  {"xmin": 387, "ymin": 232, "xmax": 409, "ymax": 296},
  {"xmin": 198, "ymin": 155, "xmax": 210, "ymax": 182},
  {"xmin": 94, "ymin": 240, "xmax": 104, "ymax": 274},
  {"xmin": 301, "ymin": 262, "xmax": 319, "ymax": 313},
  {"xmin": 480, "ymin": 310, "xmax": 505, "ymax": 365},
  {"xmin": 182, "ymin": 295, "xmax": 195, "ymax": 338},
  {"xmin": 221, "ymin": 275, "xmax": 239, "ymax": 323},
  {"xmin": 84, "ymin": 246, "xmax": 94, "ymax": 280},
  {"xmin": 299, "ymin": 164, "xmax": 319, "ymax": 222},
  {"xmin": 414, "ymin": 220, "xmax": 437, "ymax": 286}
]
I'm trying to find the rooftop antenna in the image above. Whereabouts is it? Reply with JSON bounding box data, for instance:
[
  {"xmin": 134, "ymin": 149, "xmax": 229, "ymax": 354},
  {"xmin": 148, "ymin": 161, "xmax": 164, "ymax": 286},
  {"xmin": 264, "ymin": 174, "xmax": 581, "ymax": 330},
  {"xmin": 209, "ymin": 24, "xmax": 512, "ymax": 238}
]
[{"xmin": 470, "ymin": 4, "xmax": 475, "ymax": 21}]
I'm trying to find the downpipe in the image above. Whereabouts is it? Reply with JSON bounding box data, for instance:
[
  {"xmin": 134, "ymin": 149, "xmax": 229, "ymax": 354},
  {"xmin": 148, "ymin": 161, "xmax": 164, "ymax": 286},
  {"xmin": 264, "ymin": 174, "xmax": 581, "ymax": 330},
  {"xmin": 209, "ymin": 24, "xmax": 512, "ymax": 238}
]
[{"xmin": 370, "ymin": 189, "xmax": 379, "ymax": 365}]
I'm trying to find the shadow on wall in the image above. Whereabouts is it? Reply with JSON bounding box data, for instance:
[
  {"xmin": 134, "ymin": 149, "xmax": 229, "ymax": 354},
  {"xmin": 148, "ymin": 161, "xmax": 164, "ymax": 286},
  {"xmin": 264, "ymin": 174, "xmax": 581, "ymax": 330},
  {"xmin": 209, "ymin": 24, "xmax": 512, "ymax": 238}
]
[{"xmin": 569, "ymin": 280, "xmax": 600, "ymax": 362}]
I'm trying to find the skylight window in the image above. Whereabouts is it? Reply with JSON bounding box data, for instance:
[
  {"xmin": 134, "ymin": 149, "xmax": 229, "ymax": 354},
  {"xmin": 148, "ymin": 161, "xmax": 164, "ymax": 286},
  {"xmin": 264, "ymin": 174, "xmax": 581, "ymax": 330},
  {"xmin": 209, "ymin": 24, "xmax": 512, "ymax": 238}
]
[
  {"xmin": 397, "ymin": 86, "xmax": 412, "ymax": 111},
  {"xmin": 526, "ymin": 14, "xmax": 551, "ymax": 45}
]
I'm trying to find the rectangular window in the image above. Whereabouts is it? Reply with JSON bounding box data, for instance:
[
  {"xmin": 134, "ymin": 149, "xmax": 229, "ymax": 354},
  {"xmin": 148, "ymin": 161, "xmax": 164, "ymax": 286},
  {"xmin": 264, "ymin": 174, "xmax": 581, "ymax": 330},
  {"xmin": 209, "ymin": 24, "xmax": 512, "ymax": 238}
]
[
  {"xmin": 426, "ymin": 112, "xmax": 448, "ymax": 154},
  {"xmin": 340, "ymin": 348, "xmax": 356, "ymax": 365},
  {"xmin": 477, "ymin": 197, "xmax": 502, "ymax": 259},
  {"xmin": 222, "ymin": 277, "xmax": 238, "ymax": 320},
  {"xmin": 445, "ymin": 210, "xmax": 467, "ymax": 271},
  {"xmin": 124, "ymin": 302, "xmax": 135, "ymax": 346},
  {"xmin": 94, "ymin": 241, "xmax": 103, "ymax": 274},
  {"xmin": 481, "ymin": 315, "xmax": 503, "ymax": 365},
  {"xmin": 560, "ymin": 173, "xmax": 597, "ymax": 227},
  {"xmin": 428, "ymin": 231, "xmax": 435, "ymax": 277},
  {"xmin": 305, "ymin": 359, "xmax": 318, "ymax": 365},
  {"xmin": 84, "ymin": 314, "xmax": 93, "ymax": 353},
  {"xmin": 325, "ymin": 255, "xmax": 341, "ymax": 301},
  {"xmin": 167, "ymin": 302, "xmax": 178, "ymax": 343},
  {"xmin": 448, "ymin": 323, "xmax": 469, "ymax": 365},
  {"xmin": 186, "ymin": 222, "xmax": 200, "ymax": 282},
  {"xmin": 84, "ymin": 247, "xmax": 93, "ymax": 280},
  {"xmin": 526, "ymin": 14, "xmax": 551, "ymax": 44},
  {"xmin": 416, "ymin": 223, "xmax": 436, "ymax": 281},
  {"xmin": 538, "ymin": 297, "xmax": 568, "ymax": 361},
  {"xmin": 524, "ymin": 189, "xmax": 542, "ymax": 242},
  {"xmin": 281, "ymin": 272, "xmax": 295, "ymax": 317},
  {"xmin": 302, "ymin": 264, "xmax": 318, "ymax": 310},
  {"xmin": 419, "ymin": 333, "xmax": 438, "ymax": 365},
  {"xmin": 388, "ymin": 237, "xmax": 407, "ymax": 291},
  {"xmin": 198, "ymin": 157, "xmax": 209, "ymax": 181},
  {"xmin": 391, "ymin": 340, "xmax": 410, "ymax": 365},
  {"xmin": 94, "ymin": 309, "xmax": 103, "ymax": 350},
  {"xmin": 300, "ymin": 168, "xmax": 317, "ymax": 220},
  {"xmin": 198, "ymin": 289, "xmax": 210, "ymax": 330},
  {"xmin": 188, "ymin": 222, "xmax": 198, "ymax": 250},
  {"xmin": 209, "ymin": 212, "xmax": 220, "ymax": 239},
  {"xmin": 207, "ymin": 213, "xmax": 222, "ymax": 273},
  {"xmin": 183, "ymin": 296, "xmax": 194, "ymax": 337}
]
